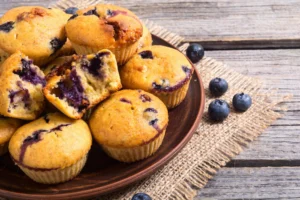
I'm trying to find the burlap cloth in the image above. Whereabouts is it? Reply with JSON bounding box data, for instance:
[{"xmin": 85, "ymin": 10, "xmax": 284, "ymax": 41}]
[{"xmin": 1, "ymin": 1, "xmax": 289, "ymax": 199}]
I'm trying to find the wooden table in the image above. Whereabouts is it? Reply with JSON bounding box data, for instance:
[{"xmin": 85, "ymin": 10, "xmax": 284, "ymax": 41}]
[{"xmin": 1, "ymin": 0, "xmax": 299, "ymax": 199}]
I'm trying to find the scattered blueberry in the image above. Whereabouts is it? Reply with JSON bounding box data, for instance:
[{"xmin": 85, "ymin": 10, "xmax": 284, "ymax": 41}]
[
  {"xmin": 208, "ymin": 99, "xmax": 230, "ymax": 122},
  {"xmin": 139, "ymin": 50, "xmax": 153, "ymax": 59},
  {"xmin": 0, "ymin": 21, "xmax": 15, "ymax": 33},
  {"xmin": 120, "ymin": 98, "xmax": 131, "ymax": 104},
  {"xmin": 209, "ymin": 78, "xmax": 228, "ymax": 97},
  {"xmin": 132, "ymin": 193, "xmax": 152, "ymax": 200},
  {"xmin": 186, "ymin": 43, "xmax": 204, "ymax": 63},
  {"xmin": 149, "ymin": 118, "xmax": 158, "ymax": 126},
  {"xmin": 65, "ymin": 7, "xmax": 78, "ymax": 15},
  {"xmin": 232, "ymin": 93, "xmax": 252, "ymax": 112}
]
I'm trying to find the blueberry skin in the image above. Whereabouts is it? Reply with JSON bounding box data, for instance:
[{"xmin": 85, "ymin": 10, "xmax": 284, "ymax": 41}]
[
  {"xmin": 65, "ymin": 7, "xmax": 78, "ymax": 15},
  {"xmin": 208, "ymin": 99, "xmax": 230, "ymax": 122},
  {"xmin": 233, "ymin": 93, "xmax": 252, "ymax": 112},
  {"xmin": 186, "ymin": 43, "xmax": 204, "ymax": 63},
  {"xmin": 131, "ymin": 193, "xmax": 152, "ymax": 200},
  {"xmin": 209, "ymin": 77, "xmax": 228, "ymax": 96}
]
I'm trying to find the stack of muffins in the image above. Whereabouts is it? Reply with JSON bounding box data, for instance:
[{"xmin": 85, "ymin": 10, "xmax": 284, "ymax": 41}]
[{"xmin": 0, "ymin": 4, "xmax": 194, "ymax": 184}]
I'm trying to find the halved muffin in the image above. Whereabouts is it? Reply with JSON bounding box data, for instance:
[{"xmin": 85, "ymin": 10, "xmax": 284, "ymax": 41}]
[
  {"xmin": 0, "ymin": 52, "xmax": 46, "ymax": 120},
  {"xmin": 43, "ymin": 50, "xmax": 122, "ymax": 119}
]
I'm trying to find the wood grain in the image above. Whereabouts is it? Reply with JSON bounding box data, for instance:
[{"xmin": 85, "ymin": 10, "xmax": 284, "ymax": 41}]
[
  {"xmin": 205, "ymin": 49, "xmax": 300, "ymax": 161},
  {"xmin": 1, "ymin": 0, "xmax": 300, "ymax": 48},
  {"xmin": 195, "ymin": 167, "xmax": 300, "ymax": 199}
]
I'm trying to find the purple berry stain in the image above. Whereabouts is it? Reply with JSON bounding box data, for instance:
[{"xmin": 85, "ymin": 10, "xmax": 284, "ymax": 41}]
[
  {"xmin": 139, "ymin": 51, "xmax": 154, "ymax": 59},
  {"xmin": 19, "ymin": 123, "xmax": 70, "ymax": 164},
  {"xmin": 144, "ymin": 108, "xmax": 158, "ymax": 113},
  {"xmin": 81, "ymin": 52, "xmax": 110, "ymax": 77},
  {"xmin": 13, "ymin": 59, "xmax": 46, "ymax": 86},
  {"xmin": 0, "ymin": 21, "xmax": 14, "ymax": 33},
  {"xmin": 140, "ymin": 94, "xmax": 151, "ymax": 102},
  {"xmin": 57, "ymin": 68, "xmax": 89, "ymax": 111},
  {"xmin": 8, "ymin": 81, "xmax": 31, "ymax": 110},
  {"xmin": 120, "ymin": 98, "xmax": 132, "ymax": 104}
]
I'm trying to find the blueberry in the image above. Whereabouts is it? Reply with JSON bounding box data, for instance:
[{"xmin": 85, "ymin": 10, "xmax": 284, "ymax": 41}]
[
  {"xmin": 131, "ymin": 193, "xmax": 152, "ymax": 200},
  {"xmin": 186, "ymin": 43, "xmax": 204, "ymax": 63},
  {"xmin": 232, "ymin": 93, "xmax": 252, "ymax": 112},
  {"xmin": 65, "ymin": 7, "xmax": 78, "ymax": 15},
  {"xmin": 208, "ymin": 99, "xmax": 230, "ymax": 122},
  {"xmin": 139, "ymin": 50, "xmax": 153, "ymax": 59},
  {"xmin": 0, "ymin": 21, "xmax": 15, "ymax": 33},
  {"xmin": 209, "ymin": 78, "xmax": 228, "ymax": 96}
]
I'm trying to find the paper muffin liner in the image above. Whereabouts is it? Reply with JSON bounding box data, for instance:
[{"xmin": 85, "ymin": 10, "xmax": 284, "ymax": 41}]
[
  {"xmin": 71, "ymin": 41, "xmax": 139, "ymax": 66},
  {"xmin": 154, "ymin": 79, "xmax": 191, "ymax": 109},
  {"xmin": 102, "ymin": 130, "xmax": 166, "ymax": 163},
  {"xmin": 18, "ymin": 154, "xmax": 88, "ymax": 184},
  {"xmin": 0, "ymin": 142, "xmax": 8, "ymax": 156}
]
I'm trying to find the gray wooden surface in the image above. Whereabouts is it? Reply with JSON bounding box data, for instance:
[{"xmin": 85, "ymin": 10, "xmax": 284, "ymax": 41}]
[{"xmin": 1, "ymin": 0, "xmax": 299, "ymax": 199}]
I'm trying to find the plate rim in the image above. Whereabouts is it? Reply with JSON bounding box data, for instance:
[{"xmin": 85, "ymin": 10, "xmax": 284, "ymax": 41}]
[{"xmin": 0, "ymin": 35, "xmax": 205, "ymax": 200}]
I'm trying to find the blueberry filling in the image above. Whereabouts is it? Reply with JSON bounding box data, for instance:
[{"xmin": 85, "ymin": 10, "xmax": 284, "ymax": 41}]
[
  {"xmin": 81, "ymin": 52, "xmax": 110, "ymax": 77},
  {"xmin": 68, "ymin": 14, "xmax": 78, "ymax": 21},
  {"xmin": 83, "ymin": 8, "xmax": 99, "ymax": 17},
  {"xmin": 13, "ymin": 59, "xmax": 46, "ymax": 86},
  {"xmin": 182, "ymin": 66, "xmax": 191, "ymax": 74},
  {"xmin": 149, "ymin": 118, "xmax": 158, "ymax": 126},
  {"xmin": 144, "ymin": 108, "xmax": 158, "ymax": 113},
  {"xmin": 140, "ymin": 94, "xmax": 151, "ymax": 102},
  {"xmin": 43, "ymin": 114, "xmax": 50, "ymax": 123},
  {"xmin": 120, "ymin": 98, "xmax": 132, "ymax": 104},
  {"xmin": 56, "ymin": 68, "xmax": 89, "ymax": 111},
  {"xmin": 50, "ymin": 38, "xmax": 65, "ymax": 54},
  {"xmin": 139, "ymin": 51, "xmax": 154, "ymax": 59},
  {"xmin": 19, "ymin": 124, "xmax": 70, "ymax": 163},
  {"xmin": 0, "ymin": 21, "xmax": 15, "ymax": 33},
  {"xmin": 9, "ymin": 81, "xmax": 31, "ymax": 110}
]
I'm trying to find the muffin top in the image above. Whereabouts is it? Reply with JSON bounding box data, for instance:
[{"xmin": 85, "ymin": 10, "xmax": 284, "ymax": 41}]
[
  {"xmin": 0, "ymin": 6, "xmax": 69, "ymax": 63},
  {"xmin": 9, "ymin": 113, "xmax": 92, "ymax": 169},
  {"xmin": 0, "ymin": 52, "xmax": 46, "ymax": 120},
  {"xmin": 89, "ymin": 90, "xmax": 168, "ymax": 148},
  {"xmin": 0, "ymin": 116, "xmax": 23, "ymax": 144},
  {"xmin": 66, "ymin": 4, "xmax": 143, "ymax": 48},
  {"xmin": 120, "ymin": 45, "xmax": 194, "ymax": 93}
]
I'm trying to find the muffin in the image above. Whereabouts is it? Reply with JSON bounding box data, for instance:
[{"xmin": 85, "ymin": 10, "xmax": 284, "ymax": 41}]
[
  {"xmin": 138, "ymin": 24, "xmax": 152, "ymax": 49},
  {"xmin": 89, "ymin": 90, "xmax": 168, "ymax": 163},
  {"xmin": 65, "ymin": 4, "xmax": 143, "ymax": 65},
  {"xmin": 0, "ymin": 6, "xmax": 70, "ymax": 66},
  {"xmin": 120, "ymin": 45, "xmax": 194, "ymax": 108},
  {"xmin": 43, "ymin": 49, "xmax": 122, "ymax": 119},
  {"xmin": 9, "ymin": 112, "xmax": 92, "ymax": 184},
  {"xmin": 0, "ymin": 116, "xmax": 23, "ymax": 156},
  {"xmin": 0, "ymin": 52, "xmax": 46, "ymax": 120}
]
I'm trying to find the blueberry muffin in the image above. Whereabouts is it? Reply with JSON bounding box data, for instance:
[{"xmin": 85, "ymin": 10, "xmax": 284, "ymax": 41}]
[
  {"xmin": 0, "ymin": 116, "xmax": 23, "ymax": 156},
  {"xmin": 138, "ymin": 24, "xmax": 152, "ymax": 50},
  {"xmin": 0, "ymin": 52, "xmax": 46, "ymax": 120},
  {"xmin": 120, "ymin": 45, "xmax": 194, "ymax": 108},
  {"xmin": 9, "ymin": 112, "xmax": 92, "ymax": 184},
  {"xmin": 43, "ymin": 50, "xmax": 122, "ymax": 119},
  {"xmin": 0, "ymin": 6, "xmax": 70, "ymax": 66},
  {"xmin": 65, "ymin": 4, "xmax": 143, "ymax": 65},
  {"xmin": 89, "ymin": 90, "xmax": 168, "ymax": 163}
]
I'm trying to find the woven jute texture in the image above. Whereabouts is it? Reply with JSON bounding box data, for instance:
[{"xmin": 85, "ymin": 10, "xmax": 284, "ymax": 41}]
[{"xmin": 51, "ymin": 1, "xmax": 287, "ymax": 199}]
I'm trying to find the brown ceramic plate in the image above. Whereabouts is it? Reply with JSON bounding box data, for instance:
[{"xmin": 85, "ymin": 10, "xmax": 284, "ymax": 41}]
[{"xmin": 0, "ymin": 35, "xmax": 205, "ymax": 200}]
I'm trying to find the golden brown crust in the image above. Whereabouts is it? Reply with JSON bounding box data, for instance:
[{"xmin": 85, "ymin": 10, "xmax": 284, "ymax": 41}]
[{"xmin": 89, "ymin": 89, "xmax": 169, "ymax": 148}]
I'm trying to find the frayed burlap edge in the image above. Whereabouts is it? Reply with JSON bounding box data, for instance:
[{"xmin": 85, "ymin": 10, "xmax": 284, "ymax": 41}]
[{"xmin": 50, "ymin": 1, "xmax": 290, "ymax": 199}]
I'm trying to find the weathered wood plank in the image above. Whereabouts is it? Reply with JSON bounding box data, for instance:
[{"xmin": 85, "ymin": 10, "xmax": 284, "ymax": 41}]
[
  {"xmin": 195, "ymin": 167, "xmax": 300, "ymax": 199},
  {"xmin": 1, "ymin": 0, "xmax": 300, "ymax": 48},
  {"xmin": 205, "ymin": 49, "xmax": 300, "ymax": 160}
]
